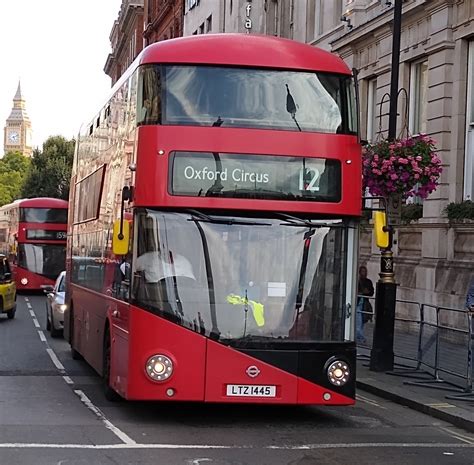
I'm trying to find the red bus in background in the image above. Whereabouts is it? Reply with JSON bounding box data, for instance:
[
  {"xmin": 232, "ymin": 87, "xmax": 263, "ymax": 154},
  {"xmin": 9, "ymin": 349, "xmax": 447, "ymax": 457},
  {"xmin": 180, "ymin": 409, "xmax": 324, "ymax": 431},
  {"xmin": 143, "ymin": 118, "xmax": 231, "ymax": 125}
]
[
  {"xmin": 0, "ymin": 198, "xmax": 68, "ymax": 291},
  {"xmin": 65, "ymin": 34, "xmax": 361, "ymax": 405}
]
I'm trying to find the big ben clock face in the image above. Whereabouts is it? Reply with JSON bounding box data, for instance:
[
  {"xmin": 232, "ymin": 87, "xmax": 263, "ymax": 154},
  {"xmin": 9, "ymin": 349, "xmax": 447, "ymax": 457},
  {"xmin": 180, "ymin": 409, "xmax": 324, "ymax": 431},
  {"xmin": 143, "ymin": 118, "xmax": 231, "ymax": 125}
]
[{"xmin": 8, "ymin": 131, "xmax": 20, "ymax": 144}]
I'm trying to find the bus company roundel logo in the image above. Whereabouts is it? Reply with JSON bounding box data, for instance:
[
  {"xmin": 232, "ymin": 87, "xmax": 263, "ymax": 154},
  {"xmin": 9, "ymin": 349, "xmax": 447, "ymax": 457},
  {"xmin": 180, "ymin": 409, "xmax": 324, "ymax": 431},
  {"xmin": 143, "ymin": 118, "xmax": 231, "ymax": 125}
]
[{"xmin": 246, "ymin": 365, "xmax": 260, "ymax": 378}]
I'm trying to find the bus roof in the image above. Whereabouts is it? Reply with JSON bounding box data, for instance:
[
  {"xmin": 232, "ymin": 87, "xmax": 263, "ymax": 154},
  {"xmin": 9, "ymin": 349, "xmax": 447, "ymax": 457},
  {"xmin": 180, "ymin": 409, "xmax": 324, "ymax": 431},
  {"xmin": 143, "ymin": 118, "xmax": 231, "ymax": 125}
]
[
  {"xmin": 139, "ymin": 34, "xmax": 351, "ymax": 75},
  {"xmin": 15, "ymin": 198, "xmax": 68, "ymax": 209}
]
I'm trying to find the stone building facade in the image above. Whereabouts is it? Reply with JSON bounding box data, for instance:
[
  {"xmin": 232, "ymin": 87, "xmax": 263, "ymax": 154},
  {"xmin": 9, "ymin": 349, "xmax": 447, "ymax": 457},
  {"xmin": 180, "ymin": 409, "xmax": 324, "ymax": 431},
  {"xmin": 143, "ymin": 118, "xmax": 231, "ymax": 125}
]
[
  {"xmin": 3, "ymin": 82, "xmax": 33, "ymax": 157},
  {"xmin": 301, "ymin": 0, "xmax": 474, "ymax": 311},
  {"xmin": 183, "ymin": 0, "xmax": 299, "ymax": 37},
  {"xmin": 143, "ymin": 0, "xmax": 184, "ymax": 44},
  {"xmin": 104, "ymin": 0, "xmax": 145, "ymax": 86}
]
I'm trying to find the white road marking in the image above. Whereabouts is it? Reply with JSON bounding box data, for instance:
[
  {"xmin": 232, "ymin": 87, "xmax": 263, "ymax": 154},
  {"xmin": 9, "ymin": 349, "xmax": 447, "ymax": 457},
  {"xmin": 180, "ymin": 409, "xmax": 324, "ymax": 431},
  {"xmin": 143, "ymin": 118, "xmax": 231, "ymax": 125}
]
[
  {"xmin": 46, "ymin": 348, "xmax": 65, "ymax": 371},
  {"xmin": 427, "ymin": 403, "xmax": 457, "ymax": 409},
  {"xmin": 356, "ymin": 393, "xmax": 386, "ymax": 409},
  {"xmin": 438, "ymin": 426, "xmax": 474, "ymax": 445},
  {"xmin": 74, "ymin": 390, "xmax": 136, "ymax": 445},
  {"xmin": 62, "ymin": 376, "xmax": 74, "ymax": 385},
  {"xmin": 29, "ymin": 310, "xmax": 35, "ymax": 317},
  {"xmin": 188, "ymin": 459, "xmax": 212, "ymax": 464},
  {"xmin": 24, "ymin": 297, "xmax": 29, "ymax": 302},
  {"xmin": 32, "ymin": 318, "xmax": 40, "ymax": 328},
  {"xmin": 38, "ymin": 331, "xmax": 47, "ymax": 342},
  {"xmin": 26, "ymin": 302, "xmax": 32, "ymax": 309},
  {"xmin": 0, "ymin": 442, "xmax": 472, "ymax": 450}
]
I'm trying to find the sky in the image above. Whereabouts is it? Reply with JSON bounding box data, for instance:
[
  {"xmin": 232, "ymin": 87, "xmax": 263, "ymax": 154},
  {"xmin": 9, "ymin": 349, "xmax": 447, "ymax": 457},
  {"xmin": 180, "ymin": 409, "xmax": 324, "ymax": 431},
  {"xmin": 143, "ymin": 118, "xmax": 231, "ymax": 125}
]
[{"xmin": 0, "ymin": 0, "xmax": 123, "ymax": 156}]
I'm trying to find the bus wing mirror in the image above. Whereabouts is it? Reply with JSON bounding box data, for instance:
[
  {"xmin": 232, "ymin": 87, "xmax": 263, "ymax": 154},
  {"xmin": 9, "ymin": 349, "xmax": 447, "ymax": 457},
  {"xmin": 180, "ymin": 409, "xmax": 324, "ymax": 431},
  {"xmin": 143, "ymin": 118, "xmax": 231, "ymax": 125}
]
[
  {"xmin": 373, "ymin": 211, "xmax": 390, "ymax": 249},
  {"xmin": 112, "ymin": 219, "xmax": 130, "ymax": 256}
]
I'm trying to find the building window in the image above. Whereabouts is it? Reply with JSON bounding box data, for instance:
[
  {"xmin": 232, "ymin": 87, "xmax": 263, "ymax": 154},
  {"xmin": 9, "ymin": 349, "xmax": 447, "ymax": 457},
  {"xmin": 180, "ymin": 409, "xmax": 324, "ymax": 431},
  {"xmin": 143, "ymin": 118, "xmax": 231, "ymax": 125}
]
[
  {"xmin": 317, "ymin": 0, "xmax": 343, "ymax": 35},
  {"xmin": 199, "ymin": 22, "xmax": 205, "ymax": 34},
  {"xmin": 409, "ymin": 60, "xmax": 428, "ymax": 135},
  {"xmin": 206, "ymin": 15, "xmax": 212, "ymax": 33},
  {"xmin": 366, "ymin": 78, "xmax": 378, "ymax": 142},
  {"xmin": 465, "ymin": 41, "xmax": 474, "ymax": 200}
]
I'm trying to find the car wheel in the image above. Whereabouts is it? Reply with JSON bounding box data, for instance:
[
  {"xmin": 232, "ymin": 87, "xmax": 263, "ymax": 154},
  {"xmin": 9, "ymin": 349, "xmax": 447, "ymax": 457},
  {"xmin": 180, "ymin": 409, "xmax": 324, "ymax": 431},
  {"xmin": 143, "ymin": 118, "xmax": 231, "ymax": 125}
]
[
  {"xmin": 6, "ymin": 305, "xmax": 16, "ymax": 319},
  {"xmin": 103, "ymin": 327, "xmax": 121, "ymax": 402},
  {"xmin": 46, "ymin": 304, "xmax": 51, "ymax": 331},
  {"xmin": 50, "ymin": 312, "xmax": 62, "ymax": 338}
]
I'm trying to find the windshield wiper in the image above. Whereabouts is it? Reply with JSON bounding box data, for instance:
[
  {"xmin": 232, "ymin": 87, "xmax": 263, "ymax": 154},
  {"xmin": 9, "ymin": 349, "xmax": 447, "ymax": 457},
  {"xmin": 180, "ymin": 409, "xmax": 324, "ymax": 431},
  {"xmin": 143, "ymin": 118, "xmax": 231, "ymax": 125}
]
[
  {"xmin": 186, "ymin": 209, "xmax": 271, "ymax": 226},
  {"xmin": 286, "ymin": 84, "xmax": 302, "ymax": 132},
  {"xmin": 212, "ymin": 116, "xmax": 224, "ymax": 127},
  {"xmin": 276, "ymin": 213, "xmax": 345, "ymax": 228}
]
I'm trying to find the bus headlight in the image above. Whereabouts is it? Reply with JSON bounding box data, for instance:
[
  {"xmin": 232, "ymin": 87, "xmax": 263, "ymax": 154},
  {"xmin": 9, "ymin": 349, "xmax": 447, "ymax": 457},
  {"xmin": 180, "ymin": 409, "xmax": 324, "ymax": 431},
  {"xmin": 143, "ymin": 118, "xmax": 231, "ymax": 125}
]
[
  {"xmin": 58, "ymin": 304, "xmax": 67, "ymax": 312},
  {"xmin": 145, "ymin": 354, "xmax": 173, "ymax": 382},
  {"xmin": 327, "ymin": 360, "xmax": 350, "ymax": 386},
  {"xmin": 21, "ymin": 278, "xmax": 28, "ymax": 285}
]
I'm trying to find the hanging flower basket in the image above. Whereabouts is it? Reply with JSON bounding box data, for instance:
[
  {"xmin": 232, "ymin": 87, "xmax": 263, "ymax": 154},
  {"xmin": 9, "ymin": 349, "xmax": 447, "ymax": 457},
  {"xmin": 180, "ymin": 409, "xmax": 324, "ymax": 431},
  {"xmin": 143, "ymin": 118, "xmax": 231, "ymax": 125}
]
[{"xmin": 362, "ymin": 134, "xmax": 442, "ymax": 200}]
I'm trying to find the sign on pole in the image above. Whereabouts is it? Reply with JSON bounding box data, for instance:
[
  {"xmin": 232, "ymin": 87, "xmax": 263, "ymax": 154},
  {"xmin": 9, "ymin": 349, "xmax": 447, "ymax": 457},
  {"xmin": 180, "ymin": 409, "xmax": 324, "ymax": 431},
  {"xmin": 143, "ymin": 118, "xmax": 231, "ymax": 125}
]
[{"xmin": 387, "ymin": 194, "xmax": 402, "ymax": 225}]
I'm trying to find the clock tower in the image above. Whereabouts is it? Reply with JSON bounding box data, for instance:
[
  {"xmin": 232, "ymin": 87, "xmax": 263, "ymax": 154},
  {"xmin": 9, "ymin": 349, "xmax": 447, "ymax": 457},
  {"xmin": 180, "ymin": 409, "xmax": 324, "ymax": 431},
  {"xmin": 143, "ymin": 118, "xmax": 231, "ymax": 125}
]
[{"xmin": 3, "ymin": 81, "xmax": 33, "ymax": 157}]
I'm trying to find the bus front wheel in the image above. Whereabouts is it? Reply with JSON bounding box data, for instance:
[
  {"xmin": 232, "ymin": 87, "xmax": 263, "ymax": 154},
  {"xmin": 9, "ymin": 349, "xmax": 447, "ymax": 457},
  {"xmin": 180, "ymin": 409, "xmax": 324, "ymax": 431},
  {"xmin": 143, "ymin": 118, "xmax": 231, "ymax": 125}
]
[{"xmin": 103, "ymin": 327, "xmax": 121, "ymax": 402}]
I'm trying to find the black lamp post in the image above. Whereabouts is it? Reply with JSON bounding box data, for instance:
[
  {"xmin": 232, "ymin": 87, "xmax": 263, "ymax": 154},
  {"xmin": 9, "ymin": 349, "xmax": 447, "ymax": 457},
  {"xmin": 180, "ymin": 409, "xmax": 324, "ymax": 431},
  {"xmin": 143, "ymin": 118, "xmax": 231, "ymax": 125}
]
[{"xmin": 369, "ymin": 0, "xmax": 402, "ymax": 372}]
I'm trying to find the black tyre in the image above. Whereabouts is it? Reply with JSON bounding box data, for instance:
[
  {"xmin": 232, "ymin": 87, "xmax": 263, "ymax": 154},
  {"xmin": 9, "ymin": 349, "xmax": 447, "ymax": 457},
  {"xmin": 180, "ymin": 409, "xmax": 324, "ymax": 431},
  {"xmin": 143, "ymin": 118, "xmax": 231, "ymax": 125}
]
[
  {"xmin": 50, "ymin": 313, "xmax": 62, "ymax": 338},
  {"xmin": 6, "ymin": 306, "xmax": 15, "ymax": 319},
  {"xmin": 46, "ymin": 304, "xmax": 51, "ymax": 331},
  {"xmin": 103, "ymin": 327, "xmax": 121, "ymax": 402}
]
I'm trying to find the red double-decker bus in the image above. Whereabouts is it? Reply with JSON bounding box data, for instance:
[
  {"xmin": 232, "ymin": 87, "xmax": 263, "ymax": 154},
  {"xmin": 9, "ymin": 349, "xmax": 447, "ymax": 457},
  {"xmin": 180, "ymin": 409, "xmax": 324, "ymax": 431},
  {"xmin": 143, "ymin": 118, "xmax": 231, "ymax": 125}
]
[
  {"xmin": 65, "ymin": 34, "xmax": 361, "ymax": 404},
  {"xmin": 0, "ymin": 198, "xmax": 68, "ymax": 291}
]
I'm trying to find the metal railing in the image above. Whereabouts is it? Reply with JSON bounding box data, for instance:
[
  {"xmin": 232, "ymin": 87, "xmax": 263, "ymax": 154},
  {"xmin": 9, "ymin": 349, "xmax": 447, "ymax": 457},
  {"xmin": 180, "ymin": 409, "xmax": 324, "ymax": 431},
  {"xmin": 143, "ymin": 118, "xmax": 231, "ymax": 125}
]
[{"xmin": 356, "ymin": 296, "xmax": 473, "ymax": 401}]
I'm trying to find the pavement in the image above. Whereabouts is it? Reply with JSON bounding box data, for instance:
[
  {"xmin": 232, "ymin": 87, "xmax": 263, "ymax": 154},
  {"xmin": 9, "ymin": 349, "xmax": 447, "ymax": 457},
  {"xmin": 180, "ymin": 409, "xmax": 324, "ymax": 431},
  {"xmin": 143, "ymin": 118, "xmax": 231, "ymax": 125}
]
[{"xmin": 357, "ymin": 347, "xmax": 474, "ymax": 432}]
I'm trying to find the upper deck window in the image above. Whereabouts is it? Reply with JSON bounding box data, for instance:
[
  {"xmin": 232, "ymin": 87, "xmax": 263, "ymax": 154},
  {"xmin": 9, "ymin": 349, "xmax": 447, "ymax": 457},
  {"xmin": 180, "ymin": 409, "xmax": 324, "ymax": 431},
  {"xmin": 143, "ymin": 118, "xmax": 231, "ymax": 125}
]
[
  {"xmin": 137, "ymin": 65, "xmax": 357, "ymax": 134},
  {"xmin": 20, "ymin": 208, "xmax": 68, "ymax": 224}
]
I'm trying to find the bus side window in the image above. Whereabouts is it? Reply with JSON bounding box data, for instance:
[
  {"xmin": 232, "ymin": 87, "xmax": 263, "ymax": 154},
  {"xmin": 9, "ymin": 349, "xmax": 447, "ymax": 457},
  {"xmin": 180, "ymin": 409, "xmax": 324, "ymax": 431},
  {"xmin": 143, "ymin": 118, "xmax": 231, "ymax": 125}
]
[{"xmin": 137, "ymin": 66, "xmax": 162, "ymax": 126}]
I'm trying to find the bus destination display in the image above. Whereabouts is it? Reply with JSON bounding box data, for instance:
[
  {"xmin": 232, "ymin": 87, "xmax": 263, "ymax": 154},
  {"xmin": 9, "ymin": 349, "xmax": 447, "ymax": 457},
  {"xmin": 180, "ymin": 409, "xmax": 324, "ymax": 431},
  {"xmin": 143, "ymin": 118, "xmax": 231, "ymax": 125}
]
[
  {"xmin": 26, "ymin": 230, "xmax": 67, "ymax": 241},
  {"xmin": 170, "ymin": 151, "xmax": 341, "ymax": 202}
]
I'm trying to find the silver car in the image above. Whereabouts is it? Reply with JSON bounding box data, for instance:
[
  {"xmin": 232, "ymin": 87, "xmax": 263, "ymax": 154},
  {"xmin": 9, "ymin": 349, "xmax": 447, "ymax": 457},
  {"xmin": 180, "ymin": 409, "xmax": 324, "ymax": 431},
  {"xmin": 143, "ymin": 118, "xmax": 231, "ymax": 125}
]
[{"xmin": 44, "ymin": 271, "xmax": 66, "ymax": 338}]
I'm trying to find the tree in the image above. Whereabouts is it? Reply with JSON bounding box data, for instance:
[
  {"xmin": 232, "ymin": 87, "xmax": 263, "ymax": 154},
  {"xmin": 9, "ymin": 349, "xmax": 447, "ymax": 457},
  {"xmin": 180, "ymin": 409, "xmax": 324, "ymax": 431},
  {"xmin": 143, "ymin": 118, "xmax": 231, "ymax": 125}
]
[
  {"xmin": 0, "ymin": 151, "xmax": 30, "ymax": 206},
  {"xmin": 22, "ymin": 136, "xmax": 75, "ymax": 200}
]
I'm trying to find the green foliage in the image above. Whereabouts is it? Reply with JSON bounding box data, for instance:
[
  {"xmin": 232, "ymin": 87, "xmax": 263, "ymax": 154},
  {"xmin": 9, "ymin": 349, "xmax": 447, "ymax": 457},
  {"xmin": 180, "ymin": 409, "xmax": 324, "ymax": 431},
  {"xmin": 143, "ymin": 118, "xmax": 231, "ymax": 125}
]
[
  {"xmin": 443, "ymin": 201, "xmax": 474, "ymax": 221},
  {"xmin": 401, "ymin": 203, "xmax": 423, "ymax": 224},
  {"xmin": 0, "ymin": 151, "xmax": 30, "ymax": 206},
  {"xmin": 21, "ymin": 136, "xmax": 75, "ymax": 200}
]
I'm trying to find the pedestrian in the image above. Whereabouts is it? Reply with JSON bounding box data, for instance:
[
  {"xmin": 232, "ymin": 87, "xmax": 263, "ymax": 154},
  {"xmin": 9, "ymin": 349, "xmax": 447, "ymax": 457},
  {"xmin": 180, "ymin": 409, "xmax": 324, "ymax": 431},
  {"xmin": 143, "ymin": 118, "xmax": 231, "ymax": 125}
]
[{"xmin": 356, "ymin": 265, "xmax": 374, "ymax": 344}]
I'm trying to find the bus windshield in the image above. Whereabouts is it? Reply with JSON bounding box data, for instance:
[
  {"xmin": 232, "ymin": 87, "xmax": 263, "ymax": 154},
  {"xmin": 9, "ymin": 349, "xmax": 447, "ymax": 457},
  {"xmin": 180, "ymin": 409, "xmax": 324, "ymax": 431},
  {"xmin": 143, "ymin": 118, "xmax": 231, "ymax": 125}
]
[
  {"xmin": 20, "ymin": 208, "xmax": 68, "ymax": 224},
  {"xmin": 137, "ymin": 65, "xmax": 357, "ymax": 134},
  {"xmin": 132, "ymin": 210, "xmax": 349, "ymax": 345},
  {"xmin": 18, "ymin": 244, "xmax": 66, "ymax": 280}
]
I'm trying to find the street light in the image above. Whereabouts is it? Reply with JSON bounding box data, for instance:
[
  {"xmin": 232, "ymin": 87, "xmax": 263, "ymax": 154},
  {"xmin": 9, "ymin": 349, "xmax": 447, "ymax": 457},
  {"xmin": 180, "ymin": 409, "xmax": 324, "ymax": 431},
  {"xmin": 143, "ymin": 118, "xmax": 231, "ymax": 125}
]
[{"xmin": 369, "ymin": 0, "xmax": 402, "ymax": 372}]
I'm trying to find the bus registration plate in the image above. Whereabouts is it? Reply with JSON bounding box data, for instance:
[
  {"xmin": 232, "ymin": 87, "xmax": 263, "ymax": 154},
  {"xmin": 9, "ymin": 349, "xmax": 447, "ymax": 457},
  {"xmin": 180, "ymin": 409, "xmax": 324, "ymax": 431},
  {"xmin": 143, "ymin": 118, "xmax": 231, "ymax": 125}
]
[{"xmin": 226, "ymin": 384, "xmax": 276, "ymax": 397}]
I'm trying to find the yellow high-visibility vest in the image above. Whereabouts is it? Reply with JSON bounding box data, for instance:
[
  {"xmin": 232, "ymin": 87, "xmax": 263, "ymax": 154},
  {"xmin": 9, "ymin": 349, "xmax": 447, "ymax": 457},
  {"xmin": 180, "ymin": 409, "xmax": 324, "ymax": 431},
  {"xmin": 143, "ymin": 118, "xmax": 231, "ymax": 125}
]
[{"xmin": 226, "ymin": 293, "xmax": 265, "ymax": 327}]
